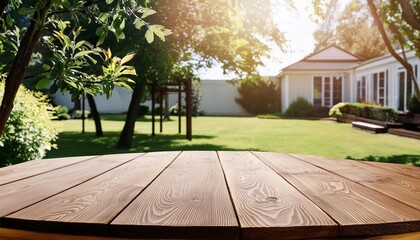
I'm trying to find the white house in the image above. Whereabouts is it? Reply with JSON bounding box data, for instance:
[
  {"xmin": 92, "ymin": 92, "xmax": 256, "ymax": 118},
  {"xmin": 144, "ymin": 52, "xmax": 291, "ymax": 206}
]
[{"xmin": 278, "ymin": 46, "xmax": 420, "ymax": 112}]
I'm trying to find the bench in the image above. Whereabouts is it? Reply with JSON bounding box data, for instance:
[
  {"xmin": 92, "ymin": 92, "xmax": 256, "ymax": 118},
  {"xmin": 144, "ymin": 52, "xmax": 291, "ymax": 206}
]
[{"xmin": 352, "ymin": 121, "xmax": 387, "ymax": 133}]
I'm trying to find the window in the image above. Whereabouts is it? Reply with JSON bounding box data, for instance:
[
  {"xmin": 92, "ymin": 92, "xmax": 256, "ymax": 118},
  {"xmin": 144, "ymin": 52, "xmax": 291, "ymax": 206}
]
[
  {"xmin": 357, "ymin": 76, "xmax": 367, "ymax": 101},
  {"xmin": 398, "ymin": 68, "xmax": 414, "ymax": 111},
  {"xmin": 372, "ymin": 71, "xmax": 387, "ymax": 106},
  {"xmin": 313, "ymin": 76, "xmax": 342, "ymax": 107}
]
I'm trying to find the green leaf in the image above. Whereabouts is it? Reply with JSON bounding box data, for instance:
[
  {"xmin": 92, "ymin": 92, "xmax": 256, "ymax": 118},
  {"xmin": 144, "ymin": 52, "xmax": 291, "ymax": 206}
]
[
  {"xmin": 36, "ymin": 78, "xmax": 52, "ymax": 90},
  {"xmin": 64, "ymin": 79, "xmax": 78, "ymax": 89},
  {"xmin": 18, "ymin": 7, "xmax": 37, "ymax": 15},
  {"xmin": 106, "ymin": 0, "xmax": 114, "ymax": 4},
  {"xmin": 145, "ymin": 29, "xmax": 154, "ymax": 43},
  {"xmin": 115, "ymin": 81, "xmax": 133, "ymax": 91},
  {"xmin": 75, "ymin": 40, "xmax": 87, "ymax": 49},
  {"xmin": 95, "ymin": 26, "xmax": 105, "ymax": 37},
  {"xmin": 134, "ymin": 19, "xmax": 144, "ymax": 29},
  {"xmin": 98, "ymin": 13, "xmax": 108, "ymax": 22},
  {"xmin": 42, "ymin": 64, "xmax": 51, "ymax": 71},
  {"xmin": 142, "ymin": 9, "xmax": 156, "ymax": 19},
  {"xmin": 118, "ymin": 32, "xmax": 125, "ymax": 40},
  {"xmin": 120, "ymin": 69, "xmax": 137, "ymax": 76},
  {"xmin": 121, "ymin": 52, "xmax": 136, "ymax": 64},
  {"xmin": 74, "ymin": 50, "xmax": 93, "ymax": 58},
  {"xmin": 86, "ymin": 55, "xmax": 98, "ymax": 65},
  {"xmin": 120, "ymin": 19, "xmax": 126, "ymax": 29},
  {"xmin": 6, "ymin": 14, "xmax": 13, "ymax": 27},
  {"xmin": 153, "ymin": 28, "xmax": 165, "ymax": 42}
]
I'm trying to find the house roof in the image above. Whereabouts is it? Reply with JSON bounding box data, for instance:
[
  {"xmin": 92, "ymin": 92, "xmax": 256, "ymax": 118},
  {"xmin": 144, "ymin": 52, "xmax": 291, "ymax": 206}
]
[{"xmin": 281, "ymin": 46, "xmax": 362, "ymax": 72}]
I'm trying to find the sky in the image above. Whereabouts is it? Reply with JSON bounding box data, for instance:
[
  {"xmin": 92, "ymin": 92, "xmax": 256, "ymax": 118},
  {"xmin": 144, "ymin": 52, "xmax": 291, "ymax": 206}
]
[{"xmin": 198, "ymin": 0, "xmax": 350, "ymax": 80}]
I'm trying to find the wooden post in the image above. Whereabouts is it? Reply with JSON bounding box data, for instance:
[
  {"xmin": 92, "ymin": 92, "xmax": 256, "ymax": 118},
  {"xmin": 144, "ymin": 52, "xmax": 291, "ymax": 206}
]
[
  {"xmin": 151, "ymin": 83, "xmax": 155, "ymax": 137},
  {"xmin": 186, "ymin": 79, "xmax": 192, "ymax": 141},
  {"xmin": 178, "ymin": 79, "xmax": 182, "ymax": 134},
  {"xmin": 82, "ymin": 91, "xmax": 85, "ymax": 134},
  {"xmin": 160, "ymin": 87, "xmax": 163, "ymax": 133}
]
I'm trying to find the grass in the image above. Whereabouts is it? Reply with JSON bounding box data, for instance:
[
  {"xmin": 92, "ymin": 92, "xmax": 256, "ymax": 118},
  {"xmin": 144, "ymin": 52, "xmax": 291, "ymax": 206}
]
[{"xmin": 46, "ymin": 115, "xmax": 420, "ymax": 165}]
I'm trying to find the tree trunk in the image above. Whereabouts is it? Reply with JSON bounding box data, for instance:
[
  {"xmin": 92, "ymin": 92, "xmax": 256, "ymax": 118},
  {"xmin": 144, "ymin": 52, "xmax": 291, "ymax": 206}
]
[
  {"xmin": 367, "ymin": 0, "xmax": 420, "ymax": 100},
  {"xmin": 164, "ymin": 92, "xmax": 170, "ymax": 120},
  {"xmin": 117, "ymin": 80, "xmax": 146, "ymax": 148},
  {"xmin": 397, "ymin": 0, "xmax": 420, "ymax": 31},
  {"xmin": 0, "ymin": 0, "xmax": 52, "ymax": 136},
  {"xmin": 87, "ymin": 94, "xmax": 103, "ymax": 137}
]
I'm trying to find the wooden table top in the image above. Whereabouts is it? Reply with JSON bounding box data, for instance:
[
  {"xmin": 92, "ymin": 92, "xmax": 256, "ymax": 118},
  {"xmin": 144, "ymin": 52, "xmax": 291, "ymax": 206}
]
[{"xmin": 0, "ymin": 151, "xmax": 419, "ymax": 240}]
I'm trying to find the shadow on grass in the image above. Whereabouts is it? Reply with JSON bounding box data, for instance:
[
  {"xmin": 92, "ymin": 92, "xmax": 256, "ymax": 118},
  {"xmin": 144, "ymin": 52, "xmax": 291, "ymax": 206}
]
[
  {"xmin": 346, "ymin": 155, "xmax": 420, "ymax": 166},
  {"xmin": 45, "ymin": 132, "xmax": 245, "ymax": 159}
]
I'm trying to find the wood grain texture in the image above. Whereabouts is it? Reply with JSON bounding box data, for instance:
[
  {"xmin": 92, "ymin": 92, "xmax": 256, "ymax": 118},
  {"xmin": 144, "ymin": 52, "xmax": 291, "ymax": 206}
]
[
  {"xmin": 0, "ymin": 228, "xmax": 190, "ymax": 240},
  {"xmin": 0, "ymin": 153, "xmax": 141, "ymax": 218},
  {"xmin": 0, "ymin": 156, "xmax": 96, "ymax": 186},
  {"xmin": 4, "ymin": 152, "xmax": 178, "ymax": 236},
  {"xmin": 254, "ymin": 152, "xmax": 420, "ymax": 237},
  {"xmin": 362, "ymin": 161, "xmax": 420, "ymax": 179},
  {"xmin": 218, "ymin": 151, "xmax": 337, "ymax": 240},
  {"xmin": 111, "ymin": 151, "xmax": 238, "ymax": 239},
  {"xmin": 291, "ymin": 154, "xmax": 420, "ymax": 210}
]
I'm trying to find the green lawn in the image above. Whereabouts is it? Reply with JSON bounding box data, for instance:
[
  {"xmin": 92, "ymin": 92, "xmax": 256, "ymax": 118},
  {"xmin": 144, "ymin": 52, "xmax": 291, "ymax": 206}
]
[{"xmin": 46, "ymin": 116, "xmax": 420, "ymax": 165}]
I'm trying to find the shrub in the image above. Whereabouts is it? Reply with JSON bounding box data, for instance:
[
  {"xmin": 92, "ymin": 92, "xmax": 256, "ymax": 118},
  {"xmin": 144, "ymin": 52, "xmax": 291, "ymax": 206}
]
[
  {"xmin": 329, "ymin": 102, "xmax": 397, "ymax": 122},
  {"xmin": 138, "ymin": 105, "xmax": 149, "ymax": 118},
  {"xmin": 407, "ymin": 94, "xmax": 420, "ymax": 114},
  {"xmin": 235, "ymin": 75, "xmax": 279, "ymax": 115},
  {"xmin": 0, "ymin": 82, "xmax": 59, "ymax": 167},
  {"xmin": 283, "ymin": 97, "xmax": 314, "ymax": 117},
  {"xmin": 71, "ymin": 109, "xmax": 90, "ymax": 119},
  {"xmin": 54, "ymin": 105, "xmax": 71, "ymax": 120}
]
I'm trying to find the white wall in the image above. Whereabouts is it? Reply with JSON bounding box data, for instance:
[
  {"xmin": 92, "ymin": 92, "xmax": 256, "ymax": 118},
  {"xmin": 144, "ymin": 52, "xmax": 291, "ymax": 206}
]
[
  {"xmin": 352, "ymin": 51, "xmax": 420, "ymax": 110},
  {"xmin": 53, "ymin": 80, "xmax": 253, "ymax": 116},
  {"xmin": 200, "ymin": 79, "xmax": 250, "ymax": 116},
  {"xmin": 53, "ymin": 86, "xmax": 133, "ymax": 113}
]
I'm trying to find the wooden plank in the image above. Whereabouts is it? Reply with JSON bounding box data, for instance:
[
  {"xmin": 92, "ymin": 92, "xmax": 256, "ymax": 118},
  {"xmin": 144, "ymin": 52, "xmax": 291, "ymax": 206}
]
[
  {"xmin": 111, "ymin": 151, "xmax": 238, "ymax": 239},
  {"xmin": 254, "ymin": 152, "xmax": 420, "ymax": 237},
  {"xmin": 0, "ymin": 228, "xmax": 191, "ymax": 240},
  {"xmin": 0, "ymin": 153, "xmax": 142, "ymax": 218},
  {"xmin": 352, "ymin": 121, "xmax": 387, "ymax": 133},
  {"xmin": 4, "ymin": 152, "xmax": 179, "ymax": 236},
  {"xmin": 291, "ymin": 154, "xmax": 420, "ymax": 211},
  {"xmin": 218, "ymin": 151, "xmax": 337, "ymax": 240},
  {"xmin": 0, "ymin": 156, "xmax": 97, "ymax": 186},
  {"xmin": 362, "ymin": 161, "xmax": 420, "ymax": 179}
]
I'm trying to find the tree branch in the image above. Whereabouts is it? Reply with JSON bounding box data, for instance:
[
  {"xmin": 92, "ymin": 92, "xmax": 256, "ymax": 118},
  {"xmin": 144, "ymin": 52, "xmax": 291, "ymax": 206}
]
[
  {"xmin": 397, "ymin": 0, "xmax": 420, "ymax": 31},
  {"xmin": 367, "ymin": 0, "xmax": 420, "ymax": 100}
]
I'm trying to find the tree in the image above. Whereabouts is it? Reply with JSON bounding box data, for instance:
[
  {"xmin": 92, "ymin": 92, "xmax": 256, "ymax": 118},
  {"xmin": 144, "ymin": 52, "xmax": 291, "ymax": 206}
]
[
  {"xmin": 0, "ymin": 0, "xmax": 169, "ymax": 136},
  {"xmin": 313, "ymin": 0, "xmax": 340, "ymax": 51},
  {"xmin": 235, "ymin": 75, "xmax": 279, "ymax": 115},
  {"xmin": 313, "ymin": 0, "xmax": 386, "ymax": 60},
  {"xmin": 335, "ymin": 0, "xmax": 386, "ymax": 60},
  {"xmin": 116, "ymin": 0, "xmax": 289, "ymax": 148},
  {"xmin": 367, "ymin": 0, "xmax": 420, "ymax": 99}
]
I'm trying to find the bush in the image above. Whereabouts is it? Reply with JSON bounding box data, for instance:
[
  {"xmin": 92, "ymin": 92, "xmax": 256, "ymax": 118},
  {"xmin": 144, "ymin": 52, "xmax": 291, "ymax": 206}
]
[
  {"xmin": 235, "ymin": 75, "xmax": 279, "ymax": 115},
  {"xmin": 0, "ymin": 82, "xmax": 59, "ymax": 167},
  {"xmin": 54, "ymin": 105, "xmax": 71, "ymax": 120},
  {"xmin": 71, "ymin": 109, "xmax": 90, "ymax": 119},
  {"xmin": 329, "ymin": 102, "xmax": 397, "ymax": 122},
  {"xmin": 407, "ymin": 94, "xmax": 420, "ymax": 114},
  {"xmin": 138, "ymin": 105, "xmax": 149, "ymax": 118},
  {"xmin": 283, "ymin": 97, "xmax": 314, "ymax": 117}
]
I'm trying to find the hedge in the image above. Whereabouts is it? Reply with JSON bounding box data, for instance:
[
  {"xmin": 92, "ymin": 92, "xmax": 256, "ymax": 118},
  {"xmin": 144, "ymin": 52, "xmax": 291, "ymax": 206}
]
[{"xmin": 329, "ymin": 102, "xmax": 397, "ymax": 122}]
